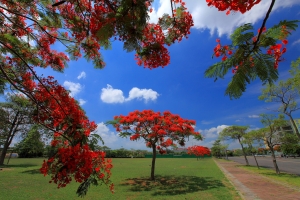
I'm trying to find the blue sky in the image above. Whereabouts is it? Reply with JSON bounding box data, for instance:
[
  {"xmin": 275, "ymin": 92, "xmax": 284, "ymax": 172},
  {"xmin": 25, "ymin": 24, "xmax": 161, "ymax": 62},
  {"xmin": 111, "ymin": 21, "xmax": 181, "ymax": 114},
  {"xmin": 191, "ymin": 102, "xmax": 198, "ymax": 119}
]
[{"xmin": 6, "ymin": 0, "xmax": 300, "ymax": 150}]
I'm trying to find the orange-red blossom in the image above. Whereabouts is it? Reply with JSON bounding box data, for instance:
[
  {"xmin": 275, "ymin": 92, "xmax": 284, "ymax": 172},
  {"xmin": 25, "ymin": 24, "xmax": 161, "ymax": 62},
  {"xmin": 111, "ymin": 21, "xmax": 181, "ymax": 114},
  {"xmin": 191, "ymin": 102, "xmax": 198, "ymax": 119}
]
[
  {"xmin": 187, "ymin": 145, "xmax": 211, "ymax": 157},
  {"xmin": 113, "ymin": 110, "xmax": 202, "ymax": 153}
]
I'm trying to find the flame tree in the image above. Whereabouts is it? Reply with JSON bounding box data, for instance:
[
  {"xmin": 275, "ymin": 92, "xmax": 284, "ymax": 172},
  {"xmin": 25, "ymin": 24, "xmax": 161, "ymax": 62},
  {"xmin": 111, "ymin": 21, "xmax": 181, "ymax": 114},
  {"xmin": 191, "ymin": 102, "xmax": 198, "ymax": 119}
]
[
  {"xmin": 0, "ymin": 0, "xmax": 299, "ymax": 196},
  {"xmin": 108, "ymin": 110, "xmax": 202, "ymax": 180},
  {"xmin": 187, "ymin": 145, "xmax": 211, "ymax": 160},
  {"xmin": 0, "ymin": 0, "xmax": 193, "ymax": 195}
]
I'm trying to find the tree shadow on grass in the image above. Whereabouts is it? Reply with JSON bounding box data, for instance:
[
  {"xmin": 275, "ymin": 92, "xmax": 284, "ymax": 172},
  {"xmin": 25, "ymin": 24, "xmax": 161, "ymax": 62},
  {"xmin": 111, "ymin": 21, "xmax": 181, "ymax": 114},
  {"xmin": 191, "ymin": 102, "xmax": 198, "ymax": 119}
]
[
  {"xmin": 260, "ymin": 171, "xmax": 300, "ymax": 177},
  {"xmin": 0, "ymin": 164, "xmax": 38, "ymax": 169},
  {"xmin": 21, "ymin": 169, "xmax": 41, "ymax": 174},
  {"xmin": 120, "ymin": 175, "xmax": 225, "ymax": 196}
]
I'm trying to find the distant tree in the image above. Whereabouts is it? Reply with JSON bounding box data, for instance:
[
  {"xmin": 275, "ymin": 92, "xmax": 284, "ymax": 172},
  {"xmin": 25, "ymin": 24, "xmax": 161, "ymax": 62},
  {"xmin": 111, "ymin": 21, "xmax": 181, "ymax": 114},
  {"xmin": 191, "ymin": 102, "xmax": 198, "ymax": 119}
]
[
  {"xmin": 187, "ymin": 145, "xmax": 211, "ymax": 160},
  {"xmin": 243, "ymin": 130, "xmax": 264, "ymax": 169},
  {"xmin": 15, "ymin": 125, "xmax": 44, "ymax": 158},
  {"xmin": 259, "ymin": 78, "xmax": 300, "ymax": 139},
  {"xmin": 280, "ymin": 133, "xmax": 300, "ymax": 157},
  {"xmin": 0, "ymin": 95, "xmax": 33, "ymax": 165},
  {"xmin": 115, "ymin": 148, "xmax": 130, "ymax": 157},
  {"xmin": 109, "ymin": 110, "xmax": 202, "ymax": 180},
  {"xmin": 254, "ymin": 114, "xmax": 288, "ymax": 174},
  {"xmin": 232, "ymin": 149, "xmax": 244, "ymax": 156},
  {"xmin": 226, "ymin": 150, "xmax": 234, "ymax": 157},
  {"xmin": 219, "ymin": 126, "xmax": 250, "ymax": 165},
  {"xmin": 257, "ymin": 147, "xmax": 268, "ymax": 155},
  {"xmin": 220, "ymin": 144, "xmax": 229, "ymax": 160},
  {"xmin": 166, "ymin": 148, "xmax": 174, "ymax": 154},
  {"xmin": 290, "ymin": 57, "xmax": 300, "ymax": 91},
  {"xmin": 211, "ymin": 139, "xmax": 222, "ymax": 158}
]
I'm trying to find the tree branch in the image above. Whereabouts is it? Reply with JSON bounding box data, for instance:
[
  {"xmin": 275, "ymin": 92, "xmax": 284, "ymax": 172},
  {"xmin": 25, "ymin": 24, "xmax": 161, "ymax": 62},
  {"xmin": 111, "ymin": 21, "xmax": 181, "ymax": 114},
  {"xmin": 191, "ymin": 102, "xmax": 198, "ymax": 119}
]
[{"xmin": 252, "ymin": 0, "xmax": 276, "ymax": 51}]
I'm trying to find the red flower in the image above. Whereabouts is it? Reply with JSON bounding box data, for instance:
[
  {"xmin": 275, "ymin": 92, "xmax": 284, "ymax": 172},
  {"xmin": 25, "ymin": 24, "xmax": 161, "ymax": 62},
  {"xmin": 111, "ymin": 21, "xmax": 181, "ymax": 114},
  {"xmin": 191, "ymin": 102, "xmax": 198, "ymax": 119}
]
[{"xmin": 282, "ymin": 39, "xmax": 288, "ymax": 45}]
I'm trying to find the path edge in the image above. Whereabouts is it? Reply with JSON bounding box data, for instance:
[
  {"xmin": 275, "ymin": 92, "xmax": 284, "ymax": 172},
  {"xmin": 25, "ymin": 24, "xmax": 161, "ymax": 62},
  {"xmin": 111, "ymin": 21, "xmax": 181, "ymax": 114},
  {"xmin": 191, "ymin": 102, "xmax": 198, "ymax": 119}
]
[{"xmin": 214, "ymin": 159, "xmax": 261, "ymax": 200}]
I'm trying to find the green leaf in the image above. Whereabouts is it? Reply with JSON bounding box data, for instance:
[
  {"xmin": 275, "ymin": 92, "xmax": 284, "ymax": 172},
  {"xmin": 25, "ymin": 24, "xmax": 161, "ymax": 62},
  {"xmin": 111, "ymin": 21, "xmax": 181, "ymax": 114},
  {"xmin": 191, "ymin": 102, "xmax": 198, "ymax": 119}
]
[
  {"xmin": 231, "ymin": 23, "xmax": 253, "ymax": 46},
  {"xmin": 76, "ymin": 177, "xmax": 98, "ymax": 197}
]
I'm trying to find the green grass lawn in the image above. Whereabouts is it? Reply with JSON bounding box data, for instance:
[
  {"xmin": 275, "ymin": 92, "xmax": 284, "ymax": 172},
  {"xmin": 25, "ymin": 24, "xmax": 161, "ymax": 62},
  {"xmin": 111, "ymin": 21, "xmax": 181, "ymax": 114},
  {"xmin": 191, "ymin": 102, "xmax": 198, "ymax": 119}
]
[{"xmin": 0, "ymin": 158, "xmax": 241, "ymax": 200}]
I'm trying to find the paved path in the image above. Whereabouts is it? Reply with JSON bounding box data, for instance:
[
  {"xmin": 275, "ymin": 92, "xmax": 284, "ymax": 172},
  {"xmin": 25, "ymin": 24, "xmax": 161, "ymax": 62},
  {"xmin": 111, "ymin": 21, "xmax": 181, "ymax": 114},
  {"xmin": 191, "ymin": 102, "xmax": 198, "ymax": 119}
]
[{"xmin": 215, "ymin": 159, "xmax": 300, "ymax": 200}]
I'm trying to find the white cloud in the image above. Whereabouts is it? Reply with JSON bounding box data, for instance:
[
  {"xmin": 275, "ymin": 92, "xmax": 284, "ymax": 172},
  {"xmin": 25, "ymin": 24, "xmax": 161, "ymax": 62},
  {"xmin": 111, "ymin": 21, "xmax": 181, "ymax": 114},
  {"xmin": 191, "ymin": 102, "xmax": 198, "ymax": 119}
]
[
  {"xmin": 101, "ymin": 84, "xmax": 125, "ymax": 103},
  {"xmin": 235, "ymin": 119, "xmax": 241, "ymax": 122},
  {"xmin": 77, "ymin": 71, "xmax": 86, "ymax": 79},
  {"xmin": 94, "ymin": 122, "xmax": 148, "ymax": 150},
  {"xmin": 292, "ymin": 39, "xmax": 300, "ymax": 46},
  {"xmin": 151, "ymin": 1, "xmax": 300, "ymax": 36},
  {"xmin": 199, "ymin": 125, "xmax": 229, "ymax": 139},
  {"xmin": 94, "ymin": 123, "xmax": 119, "ymax": 146},
  {"xmin": 21, "ymin": 36, "xmax": 36, "ymax": 47},
  {"xmin": 248, "ymin": 115, "xmax": 260, "ymax": 118},
  {"xmin": 78, "ymin": 99, "xmax": 86, "ymax": 106},
  {"xmin": 125, "ymin": 87, "xmax": 159, "ymax": 102},
  {"xmin": 63, "ymin": 81, "xmax": 82, "ymax": 97},
  {"xmin": 100, "ymin": 84, "xmax": 159, "ymax": 103}
]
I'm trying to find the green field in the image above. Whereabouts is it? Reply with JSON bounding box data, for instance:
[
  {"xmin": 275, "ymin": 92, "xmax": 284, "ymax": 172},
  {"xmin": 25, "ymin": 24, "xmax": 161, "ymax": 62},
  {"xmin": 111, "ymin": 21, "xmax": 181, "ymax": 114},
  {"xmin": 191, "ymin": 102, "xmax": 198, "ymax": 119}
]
[{"xmin": 0, "ymin": 158, "xmax": 241, "ymax": 200}]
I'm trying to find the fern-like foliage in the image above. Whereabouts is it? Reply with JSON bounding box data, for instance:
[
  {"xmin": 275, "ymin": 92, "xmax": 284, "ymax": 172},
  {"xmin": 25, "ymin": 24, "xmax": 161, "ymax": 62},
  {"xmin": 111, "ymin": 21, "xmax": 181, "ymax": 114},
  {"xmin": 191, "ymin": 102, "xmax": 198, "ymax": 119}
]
[{"xmin": 205, "ymin": 20, "xmax": 299, "ymax": 99}]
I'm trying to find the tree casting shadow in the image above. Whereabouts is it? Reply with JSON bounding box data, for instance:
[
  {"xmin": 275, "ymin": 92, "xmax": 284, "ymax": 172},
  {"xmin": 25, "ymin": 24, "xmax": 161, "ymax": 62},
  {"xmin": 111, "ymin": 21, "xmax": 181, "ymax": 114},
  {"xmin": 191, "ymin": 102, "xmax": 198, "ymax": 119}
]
[{"xmin": 120, "ymin": 175, "xmax": 225, "ymax": 196}]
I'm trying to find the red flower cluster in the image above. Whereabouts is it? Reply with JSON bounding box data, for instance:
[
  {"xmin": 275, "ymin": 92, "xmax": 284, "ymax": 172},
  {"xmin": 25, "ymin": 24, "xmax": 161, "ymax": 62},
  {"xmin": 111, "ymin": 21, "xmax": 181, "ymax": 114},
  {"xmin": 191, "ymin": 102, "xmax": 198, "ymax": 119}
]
[
  {"xmin": 206, "ymin": 0, "xmax": 261, "ymax": 14},
  {"xmin": 135, "ymin": 24, "xmax": 170, "ymax": 69},
  {"xmin": 113, "ymin": 110, "xmax": 201, "ymax": 152},
  {"xmin": 135, "ymin": 1, "xmax": 193, "ymax": 69},
  {"xmin": 267, "ymin": 40, "xmax": 288, "ymax": 69},
  {"xmin": 214, "ymin": 24, "xmax": 291, "ymax": 74},
  {"xmin": 17, "ymin": 74, "xmax": 114, "ymax": 191},
  {"xmin": 187, "ymin": 145, "xmax": 211, "ymax": 157},
  {"xmin": 40, "ymin": 144, "xmax": 113, "ymax": 190},
  {"xmin": 213, "ymin": 39, "xmax": 232, "ymax": 61}
]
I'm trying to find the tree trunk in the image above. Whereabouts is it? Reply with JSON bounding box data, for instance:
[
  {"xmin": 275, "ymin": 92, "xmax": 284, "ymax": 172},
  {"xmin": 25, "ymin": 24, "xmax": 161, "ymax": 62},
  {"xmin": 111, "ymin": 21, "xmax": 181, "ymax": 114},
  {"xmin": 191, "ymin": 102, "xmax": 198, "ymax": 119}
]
[
  {"xmin": 253, "ymin": 153, "xmax": 260, "ymax": 169},
  {"xmin": 286, "ymin": 114, "xmax": 300, "ymax": 140},
  {"xmin": 0, "ymin": 141, "xmax": 9, "ymax": 165},
  {"xmin": 225, "ymin": 149, "xmax": 228, "ymax": 160},
  {"xmin": 238, "ymin": 138, "xmax": 249, "ymax": 165},
  {"xmin": 150, "ymin": 144, "xmax": 156, "ymax": 180},
  {"xmin": 7, "ymin": 151, "xmax": 13, "ymax": 165},
  {"xmin": 0, "ymin": 111, "xmax": 19, "ymax": 165},
  {"xmin": 270, "ymin": 147, "xmax": 280, "ymax": 174}
]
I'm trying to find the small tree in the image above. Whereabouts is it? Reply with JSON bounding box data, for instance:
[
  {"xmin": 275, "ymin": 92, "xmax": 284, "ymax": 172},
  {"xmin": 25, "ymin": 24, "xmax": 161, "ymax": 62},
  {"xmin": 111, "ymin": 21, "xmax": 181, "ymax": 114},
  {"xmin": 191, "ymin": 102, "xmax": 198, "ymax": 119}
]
[
  {"xmin": 15, "ymin": 125, "xmax": 44, "ymax": 158},
  {"xmin": 211, "ymin": 139, "xmax": 222, "ymax": 158},
  {"xmin": 109, "ymin": 110, "xmax": 202, "ymax": 180},
  {"xmin": 243, "ymin": 130, "xmax": 264, "ymax": 169},
  {"xmin": 220, "ymin": 144, "xmax": 229, "ymax": 160},
  {"xmin": 280, "ymin": 133, "xmax": 300, "ymax": 157},
  {"xmin": 187, "ymin": 145, "xmax": 211, "ymax": 160},
  {"xmin": 255, "ymin": 114, "xmax": 288, "ymax": 174},
  {"xmin": 219, "ymin": 126, "xmax": 250, "ymax": 165},
  {"xmin": 259, "ymin": 79, "xmax": 300, "ymax": 139},
  {"xmin": 0, "ymin": 95, "xmax": 33, "ymax": 165}
]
